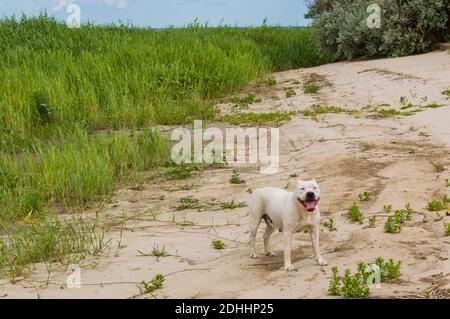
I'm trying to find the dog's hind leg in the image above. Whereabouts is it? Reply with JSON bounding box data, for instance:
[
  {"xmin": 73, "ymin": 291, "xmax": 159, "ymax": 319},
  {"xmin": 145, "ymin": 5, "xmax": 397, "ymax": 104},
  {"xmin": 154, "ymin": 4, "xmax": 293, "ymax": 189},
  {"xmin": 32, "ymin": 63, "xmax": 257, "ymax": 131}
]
[
  {"xmin": 263, "ymin": 218, "xmax": 276, "ymax": 257},
  {"xmin": 249, "ymin": 215, "xmax": 261, "ymax": 259},
  {"xmin": 248, "ymin": 193, "xmax": 264, "ymax": 259}
]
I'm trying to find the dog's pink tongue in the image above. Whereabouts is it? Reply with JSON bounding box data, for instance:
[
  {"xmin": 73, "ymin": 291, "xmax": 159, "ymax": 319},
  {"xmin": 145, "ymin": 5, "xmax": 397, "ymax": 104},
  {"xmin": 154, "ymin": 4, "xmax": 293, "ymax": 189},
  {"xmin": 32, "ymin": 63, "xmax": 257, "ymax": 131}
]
[{"xmin": 305, "ymin": 201, "xmax": 316, "ymax": 211}]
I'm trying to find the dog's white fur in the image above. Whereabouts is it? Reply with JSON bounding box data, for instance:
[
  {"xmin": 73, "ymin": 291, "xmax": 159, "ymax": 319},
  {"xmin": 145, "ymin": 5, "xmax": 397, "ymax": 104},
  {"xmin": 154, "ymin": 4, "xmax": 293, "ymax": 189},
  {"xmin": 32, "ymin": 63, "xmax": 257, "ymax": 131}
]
[{"xmin": 248, "ymin": 179, "xmax": 327, "ymax": 271}]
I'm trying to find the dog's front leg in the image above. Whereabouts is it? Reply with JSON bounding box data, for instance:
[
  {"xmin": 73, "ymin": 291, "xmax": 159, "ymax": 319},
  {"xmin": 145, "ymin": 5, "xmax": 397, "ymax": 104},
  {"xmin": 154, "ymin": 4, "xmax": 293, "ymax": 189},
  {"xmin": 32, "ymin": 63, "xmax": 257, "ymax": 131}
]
[
  {"xmin": 310, "ymin": 226, "xmax": 328, "ymax": 266},
  {"xmin": 283, "ymin": 231, "xmax": 296, "ymax": 271}
]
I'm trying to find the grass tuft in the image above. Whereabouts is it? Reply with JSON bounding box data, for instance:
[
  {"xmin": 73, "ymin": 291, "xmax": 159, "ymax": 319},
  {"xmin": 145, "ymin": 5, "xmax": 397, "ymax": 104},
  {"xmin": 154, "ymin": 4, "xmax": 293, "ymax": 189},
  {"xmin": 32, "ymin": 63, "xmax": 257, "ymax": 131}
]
[
  {"xmin": 138, "ymin": 274, "xmax": 165, "ymax": 295},
  {"xmin": 0, "ymin": 215, "xmax": 108, "ymax": 278},
  {"xmin": 348, "ymin": 202, "xmax": 364, "ymax": 223},
  {"xmin": 303, "ymin": 83, "xmax": 320, "ymax": 94},
  {"xmin": 211, "ymin": 240, "xmax": 225, "ymax": 250}
]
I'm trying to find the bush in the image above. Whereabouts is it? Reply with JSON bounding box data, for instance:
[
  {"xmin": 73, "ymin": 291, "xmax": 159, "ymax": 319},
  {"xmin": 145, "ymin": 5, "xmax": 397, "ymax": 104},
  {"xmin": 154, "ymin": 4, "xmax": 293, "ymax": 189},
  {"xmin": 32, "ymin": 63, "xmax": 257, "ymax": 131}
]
[{"xmin": 311, "ymin": 0, "xmax": 450, "ymax": 59}]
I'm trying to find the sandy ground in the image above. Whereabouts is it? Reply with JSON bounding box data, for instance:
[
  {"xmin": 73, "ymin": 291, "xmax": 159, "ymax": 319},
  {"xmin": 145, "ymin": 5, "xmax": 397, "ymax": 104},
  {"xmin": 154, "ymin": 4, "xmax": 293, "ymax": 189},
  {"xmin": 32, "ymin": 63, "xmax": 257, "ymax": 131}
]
[{"xmin": 1, "ymin": 50, "xmax": 450, "ymax": 299}]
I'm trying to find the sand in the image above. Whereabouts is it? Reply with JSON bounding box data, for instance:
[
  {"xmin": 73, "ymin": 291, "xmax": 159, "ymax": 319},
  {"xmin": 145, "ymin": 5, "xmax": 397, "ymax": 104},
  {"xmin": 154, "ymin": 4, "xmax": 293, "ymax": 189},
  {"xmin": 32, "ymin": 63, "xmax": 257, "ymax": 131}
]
[{"xmin": 1, "ymin": 50, "xmax": 449, "ymax": 299}]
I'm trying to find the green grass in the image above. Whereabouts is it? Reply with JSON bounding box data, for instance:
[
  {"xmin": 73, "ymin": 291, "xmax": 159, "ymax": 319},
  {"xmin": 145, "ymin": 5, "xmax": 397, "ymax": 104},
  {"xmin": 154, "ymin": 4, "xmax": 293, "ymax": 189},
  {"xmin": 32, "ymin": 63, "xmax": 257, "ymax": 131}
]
[
  {"xmin": 171, "ymin": 197, "xmax": 246, "ymax": 211},
  {"xmin": 0, "ymin": 128, "xmax": 170, "ymax": 222},
  {"xmin": 421, "ymin": 103, "xmax": 444, "ymax": 109},
  {"xmin": 229, "ymin": 170, "xmax": 244, "ymax": 184},
  {"xmin": 172, "ymin": 197, "xmax": 204, "ymax": 211},
  {"xmin": 264, "ymin": 78, "xmax": 277, "ymax": 86},
  {"xmin": 348, "ymin": 202, "xmax": 364, "ymax": 223},
  {"xmin": 301, "ymin": 105, "xmax": 347, "ymax": 117},
  {"xmin": 328, "ymin": 257, "xmax": 401, "ymax": 298},
  {"xmin": 426, "ymin": 196, "xmax": 449, "ymax": 212},
  {"xmin": 230, "ymin": 93, "xmax": 262, "ymax": 111},
  {"xmin": 0, "ymin": 15, "xmax": 332, "ymax": 152},
  {"xmin": 444, "ymin": 222, "xmax": 450, "ymax": 236},
  {"xmin": 323, "ymin": 218, "xmax": 337, "ymax": 231},
  {"xmin": 303, "ymin": 83, "xmax": 320, "ymax": 94},
  {"xmin": 373, "ymin": 108, "xmax": 416, "ymax": 117},
  {"xmin": 383, "ymin": 203, "xmax": 412, "ymax": 235},
  {"xmin": 211, "ymin": 239, "xmax": 225, "ymax": 250},
  {"xmin": 384, "ymin": 217, "xmax": 402, "ymax": 234},
  {"xmin": 0, "ymin": 215, "xmax": 108, "ymax": 278},
  {"xmin": 138, "ymin": 274, "xmax": 165, "ymax": 295},
  {"xmin": 358, "ymin": 191, "xmax": 372, "ymax": 202},
  {"xmin": 393, "ymin": 204, "xmax": 413, "ymax": 224},
  {"xmin": 0, "ymin": 15, "xmax": 333, "ymax": 277},
  {"xmin": 432, "ymin": 162, "xmax": 445, "ymax": 173},
  {"xmin": 219, "ymin": 111, "xmax": 294, "ymax": 126},
  {"xmin": 284, "ymin": 87, "xmax": 297, "ymax": 98},
  {"xmin": 218, "ymin": 200, "xmax": 247, "ymax": 210}
]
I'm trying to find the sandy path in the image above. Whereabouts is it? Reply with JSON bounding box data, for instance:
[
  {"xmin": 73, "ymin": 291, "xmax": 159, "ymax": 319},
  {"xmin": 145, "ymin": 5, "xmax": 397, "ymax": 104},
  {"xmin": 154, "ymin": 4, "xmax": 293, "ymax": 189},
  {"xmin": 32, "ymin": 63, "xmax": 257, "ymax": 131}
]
[{"xmin": 1, "ymin": 51, "xmax": 449, "ymax": 299}]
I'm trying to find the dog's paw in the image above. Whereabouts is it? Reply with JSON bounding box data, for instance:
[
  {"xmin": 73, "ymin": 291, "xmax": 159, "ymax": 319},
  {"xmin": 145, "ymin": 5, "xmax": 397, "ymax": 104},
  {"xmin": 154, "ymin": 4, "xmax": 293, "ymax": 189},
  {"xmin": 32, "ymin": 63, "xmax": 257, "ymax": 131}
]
[
  {"xmin": 284, "ymin": 265, "xmax": 297, "ymax": 272},
  {"xmin": 265, "ymin": 251, "xmax": 276, "ymax": 257},
  {"xmin": 317, "ymin": 257, "xmax": 328, "ymax": 266},
  {"xmin": 249, "ymin": 253, "xmax": 258, "ymax": 259}
]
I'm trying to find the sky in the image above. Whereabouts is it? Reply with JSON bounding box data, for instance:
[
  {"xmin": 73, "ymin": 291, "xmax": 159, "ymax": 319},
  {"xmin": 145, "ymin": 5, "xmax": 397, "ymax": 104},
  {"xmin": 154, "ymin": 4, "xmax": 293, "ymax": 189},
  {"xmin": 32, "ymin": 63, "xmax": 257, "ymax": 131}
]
[{"xmin": 0, "ymin": 0, "xmax": 310, "ymax": 27}]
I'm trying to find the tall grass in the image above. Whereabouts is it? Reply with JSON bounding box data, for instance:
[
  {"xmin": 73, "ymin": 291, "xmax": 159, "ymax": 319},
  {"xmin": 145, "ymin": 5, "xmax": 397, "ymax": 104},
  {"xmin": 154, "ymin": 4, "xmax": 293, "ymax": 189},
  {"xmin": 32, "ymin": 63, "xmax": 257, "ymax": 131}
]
[
  {"xmin": 0, "ymin": 215, "xmax": 108, "ymax": 279},
  {"xmin": 0, "ymin": 128, "xmax": 169, "ymax": 222},
  {"xmin": 0, "ymin": 14, "xmax": 332, "ymax": 151},
  {"xmin": 0, "ymin": 14, "xmax": 332, "ymax": 276}
]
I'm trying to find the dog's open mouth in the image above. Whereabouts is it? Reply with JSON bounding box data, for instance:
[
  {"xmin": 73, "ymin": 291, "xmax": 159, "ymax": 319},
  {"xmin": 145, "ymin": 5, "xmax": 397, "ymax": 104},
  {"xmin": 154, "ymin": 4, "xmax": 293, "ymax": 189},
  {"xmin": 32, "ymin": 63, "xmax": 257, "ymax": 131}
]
[{"xmin": 298, "ymin": 199, "xmax": 319, "ymax": 212}]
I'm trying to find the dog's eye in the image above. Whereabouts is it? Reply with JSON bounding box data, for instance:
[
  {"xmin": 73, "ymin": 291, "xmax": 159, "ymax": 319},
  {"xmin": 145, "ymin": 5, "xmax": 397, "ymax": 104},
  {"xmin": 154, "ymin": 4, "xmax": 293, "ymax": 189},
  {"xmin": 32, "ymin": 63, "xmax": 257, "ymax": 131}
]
[
  {"xmin": 314, "ymin": 187, "xmax": 318, "ymax": 190},
  {"xmin": 300, "ymin": 187, "xmax": 305, "ymax": 191}
]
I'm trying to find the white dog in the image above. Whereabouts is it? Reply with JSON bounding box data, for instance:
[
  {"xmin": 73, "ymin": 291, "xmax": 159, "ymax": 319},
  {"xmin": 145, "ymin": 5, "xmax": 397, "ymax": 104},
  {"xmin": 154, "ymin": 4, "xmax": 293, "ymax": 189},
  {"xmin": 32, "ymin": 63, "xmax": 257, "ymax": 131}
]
[{"xmin": 248, "ymin": 179, "xmax": 327, "ymax": 271}]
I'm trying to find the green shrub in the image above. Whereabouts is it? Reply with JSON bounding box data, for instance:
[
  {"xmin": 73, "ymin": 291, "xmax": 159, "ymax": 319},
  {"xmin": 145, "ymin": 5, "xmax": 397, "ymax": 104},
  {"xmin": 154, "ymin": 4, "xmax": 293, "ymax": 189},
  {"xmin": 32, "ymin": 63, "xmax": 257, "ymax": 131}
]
[
  {"xmin": 444, "ymin": 222, "xmax": 450, "ymax": 236},
  {"xmin": 348, "ymin": 202, "xmax": 364, "ymax": 223},
  {"xmin": 312, "ymin": 0, "xmax": 450, "ymax": 59},
  {"xmin": 328, "ymin": 257, "xmax": 401, "ymax": 298},
  {"xmin": 384, "ymin": 216, "xmax": 402, "ymax": 234}
]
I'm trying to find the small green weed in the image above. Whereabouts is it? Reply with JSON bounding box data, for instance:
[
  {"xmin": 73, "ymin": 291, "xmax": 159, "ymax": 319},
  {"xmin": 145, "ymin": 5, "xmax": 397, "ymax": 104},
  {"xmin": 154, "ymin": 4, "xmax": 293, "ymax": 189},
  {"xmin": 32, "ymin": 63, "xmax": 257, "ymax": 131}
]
[
  {"xmin": 348, "ymin": 202, "xmax": 364, "ymax": 223},
  {"xmin": 229, "ymin": 170, "xmax": 244, "ymax": 184},
  {"xmin": 284, "ymin": 87, "xmax": 297, "ymax": 98},
  {"xmin": 383, "ymin": 204, "xmax": 392, "ymax": 214},
  {"xmin": 358, "ymin": 191, "xmax": 372, "ymax": 201},
  {"xmin": 303, "ymin": 83, "xmax": 320, "ymax": 94},
  {"xmin": 368, "ymin": 216, "xmax": 376, "ymax": 228},
  {"xmin": 426, "ymin": 199, "xmax": 446, "ymax": 212},
  {"xmin": 323, "ymin": 218, "xmax": 337, "ymax": 232},
  {"xmin": 432, "ymin": 162, "xmax": 445, "ymax": 173},
  {"xmin": 230, "ymin": 93, "xmax": 262, "ymax": 111},
  {"xmin": 265, "ymin": 78, "xmax": 277, "ymax": 86},
  {"xmin": 328, "ymin": 257, "xmax": 401, "ymax": 298},
  {"xmin": 444, "ymin": 222, "xmax": 450, "ymax": 236},
  {"xmin": 219, "ymin": 112, "xmax": 293, "ymax": 127},
  {"xmin": 384, "ymin": 216, "xmax": 402, "ymax": 233},
  {"xmin": 374, "ymin": 108, "xmax": 415, "ymax": 117},
  {"xmin": 138, "ymin": 274, "xmax": 165, "ymax": 295},
  {"xmin": 393, "ymin": 203, "xmax": 413, "ymax": 224},
  {"xmin": 301, "ymin": 105, "xmax": 346, "ymax": 117},
  {"xmin": 212, "ymin": 240, "xmax": 225, "ymax": 250},
  {"xmin": 172, "ymin": 197, "xmax": 204, "ymax": 211},
  {"xmin": 218, "ymin": 200, "xmax": 247, "ymax": 210}
]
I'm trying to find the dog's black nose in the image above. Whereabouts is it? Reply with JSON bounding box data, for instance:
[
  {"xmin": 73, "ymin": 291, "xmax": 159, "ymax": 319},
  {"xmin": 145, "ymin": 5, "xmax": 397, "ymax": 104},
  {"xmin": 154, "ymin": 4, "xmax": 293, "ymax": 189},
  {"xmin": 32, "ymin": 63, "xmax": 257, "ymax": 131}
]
[{"xmin": 306, "ymin": 192, "xmax": 315, "ymax": 201}]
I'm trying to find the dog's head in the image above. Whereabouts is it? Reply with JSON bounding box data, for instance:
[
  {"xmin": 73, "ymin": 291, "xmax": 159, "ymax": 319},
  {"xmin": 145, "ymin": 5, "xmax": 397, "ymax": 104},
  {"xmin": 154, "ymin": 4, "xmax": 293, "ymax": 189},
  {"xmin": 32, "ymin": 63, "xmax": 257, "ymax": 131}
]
[{"xmin": 295, "ymin": 179, "xmax": 320, "ymax": 212}]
